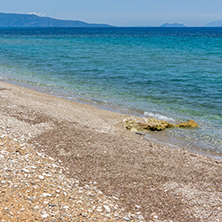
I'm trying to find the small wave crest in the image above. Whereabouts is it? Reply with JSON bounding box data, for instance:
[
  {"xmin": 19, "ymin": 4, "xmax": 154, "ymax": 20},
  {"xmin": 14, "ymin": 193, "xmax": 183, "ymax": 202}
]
[{"xmin": 144, "ymin": 112, "xmax": 175, "ymax": 122}]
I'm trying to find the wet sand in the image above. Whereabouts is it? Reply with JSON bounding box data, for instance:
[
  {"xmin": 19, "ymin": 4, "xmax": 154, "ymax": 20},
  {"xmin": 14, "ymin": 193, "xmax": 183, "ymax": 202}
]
[{"xmin": 0, "ymin": 81, "xmax": 222, "ymax": 221}]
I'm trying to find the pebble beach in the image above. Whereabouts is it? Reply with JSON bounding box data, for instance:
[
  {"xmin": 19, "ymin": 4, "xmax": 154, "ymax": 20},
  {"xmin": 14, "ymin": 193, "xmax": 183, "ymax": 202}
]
[
  {"xmin": 0, "ymin": 134, "xmax": 141, "ymax": 221},
  {"xmin": 0, "ymin": 81, "xmax": 222, "ymax": 221}
]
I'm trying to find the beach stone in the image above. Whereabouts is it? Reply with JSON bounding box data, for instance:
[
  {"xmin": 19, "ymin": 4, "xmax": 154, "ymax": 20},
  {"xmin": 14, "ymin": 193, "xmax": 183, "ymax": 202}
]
[
  {"xmin": 22, "ymin": 168, "xmax": 30, "ymax": 173},
  {"xmin": 38, "ymin": 175, "xmax": 44, "ymax": 180},
  {"xmin": 137, "ymin": 214, "xmax": 144, "ymax": 220},
  {"xmin": 96, "ymin": 206, "xmax": 103, "ymax": 212},
  {"xmin": 150, "ymin": 212, "xmax": 158, "ymax": 220},
  {"xmin": 176, "ymin": 119, "xmax": 199, "ymax": 128},
  {"xmin": 42, "ymin": 193, "xmax": 52, "ymax": 197},
  {"xmin": 41, "ymin": 213, "xmax": 49, "ymax": 219},
  {"xmin": 123, "ymin": 216, "xmax": 131, "ymax": 221},
  {"xmin": 105, "ymin": 214, "xmax": 111, "ymax": 218},
  {"xmin": 104, "ymin": 205, "xmax": 111, "ymax": 213}
]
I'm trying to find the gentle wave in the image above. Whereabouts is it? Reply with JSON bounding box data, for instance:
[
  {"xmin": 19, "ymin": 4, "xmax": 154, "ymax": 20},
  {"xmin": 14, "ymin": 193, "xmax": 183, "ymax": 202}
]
[{"xmin": 144, "ymin": 112, "xmax": 175, "ymax": 122}]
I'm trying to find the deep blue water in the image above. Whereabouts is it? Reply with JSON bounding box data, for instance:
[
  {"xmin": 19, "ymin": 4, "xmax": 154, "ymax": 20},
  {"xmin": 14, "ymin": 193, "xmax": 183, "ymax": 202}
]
[{"xmin": 0, "ymin": 27, "xmax": 221, "ymax": 155}]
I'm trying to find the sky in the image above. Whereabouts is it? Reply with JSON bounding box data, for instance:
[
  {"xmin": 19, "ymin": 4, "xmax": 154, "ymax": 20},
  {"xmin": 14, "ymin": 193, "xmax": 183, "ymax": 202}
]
[{"xmin": 0, "ymin": 0, "xmax": 222, "ymax": 27}]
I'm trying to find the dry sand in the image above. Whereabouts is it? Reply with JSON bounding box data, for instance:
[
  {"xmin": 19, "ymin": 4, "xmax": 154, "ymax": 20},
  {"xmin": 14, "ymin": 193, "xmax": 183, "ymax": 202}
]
[{"xmin": 0, "ymin": 81, "xmax": 222, "ymax": 221}]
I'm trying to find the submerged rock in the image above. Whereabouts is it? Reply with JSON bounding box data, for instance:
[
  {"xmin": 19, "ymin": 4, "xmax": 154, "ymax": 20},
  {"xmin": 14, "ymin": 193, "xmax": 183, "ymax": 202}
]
[
  {"xmin": 176, "ymin": 119, "xmax": 199, "ymax": 128},
  {"xmin": 123, "ymin": 117, "xmax": 198, "ymax": 132}
]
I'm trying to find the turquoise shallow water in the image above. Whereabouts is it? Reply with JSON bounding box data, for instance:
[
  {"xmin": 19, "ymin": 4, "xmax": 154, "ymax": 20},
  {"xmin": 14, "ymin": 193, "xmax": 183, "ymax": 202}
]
[{"xmin": 0, "ymin": 28, "xmax": 221, "ymax": 155}]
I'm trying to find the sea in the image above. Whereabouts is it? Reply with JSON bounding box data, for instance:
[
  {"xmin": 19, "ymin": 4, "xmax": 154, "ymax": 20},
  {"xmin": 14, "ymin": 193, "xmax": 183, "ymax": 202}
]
[{"xmin": 0, "ymin": 27, "xmax": 221, "ymax": 158}]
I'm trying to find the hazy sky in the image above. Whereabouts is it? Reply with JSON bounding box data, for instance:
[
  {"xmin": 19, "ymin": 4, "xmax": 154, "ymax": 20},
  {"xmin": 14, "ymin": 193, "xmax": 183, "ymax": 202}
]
[{"xmin": 0, "ymin": 0, "xmax": 222, "ymax": 26}]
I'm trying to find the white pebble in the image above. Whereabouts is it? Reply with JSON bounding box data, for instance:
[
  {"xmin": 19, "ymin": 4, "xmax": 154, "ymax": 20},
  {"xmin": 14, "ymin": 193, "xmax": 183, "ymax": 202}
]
[
  {"xmin": 42, "ymin": 173, "xmax": 51, "ymax": 177},
  {"xmin": 22, "ymin": 168, "xmax": 30, "ymax": 173},
  {"xmin": 105, "ymin": 214, "xmax": 111, "ymax": 218},
  {"xmin": 97, "ymin": 206, "xmax": 103, "ymax": 212},
  {"xmin": 104, "ymin": 205, "xmax": 111, "ymax": 213},
  {"xmin": 112, "ymin": 196, "xmax": 119, "ymax": 200},
  {"xmin": 138, "ymin": 215, "xmax": 144, "ymax": 220},
  {"xmin": 84, "ymin": 185, "xmax": 90, "ymax": 189},
  {"xmin": 41, "ymin": 213, "xmax": 49, "ymax": 219},
  {"xmin": 124, "ymin": 217, "xmax": 131, "ymax": 221},
  {"xmin": 82, "ymin": 212, "xmax": 88, "ymax": 217},
  {"xmin": 38, "ymin": 175, "xmax": 44, "ymax": 180},
  {"xmin": 42, "ymin": 193, "xmax": 52, "ymax": 197}
]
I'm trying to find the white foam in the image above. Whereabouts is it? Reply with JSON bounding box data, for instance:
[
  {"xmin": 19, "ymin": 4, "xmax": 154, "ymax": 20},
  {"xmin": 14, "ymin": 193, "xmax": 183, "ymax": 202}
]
[{"xmin": 144, "ymin": 112, "xmax": 175, "ymax": 122}]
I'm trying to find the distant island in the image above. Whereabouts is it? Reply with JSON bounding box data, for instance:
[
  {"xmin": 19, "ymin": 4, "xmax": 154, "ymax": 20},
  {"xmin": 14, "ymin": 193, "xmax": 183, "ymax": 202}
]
[
  {"xmin": 0, "ymin": 12, "xmax": 112, "ymax": 28},
  {"xmin": 160, "ymin": 23, "xmax": 186, "ymax": 27},
  {"xmin": 206, "ymin": 20, "xmax": 222, "ymax": 27}
]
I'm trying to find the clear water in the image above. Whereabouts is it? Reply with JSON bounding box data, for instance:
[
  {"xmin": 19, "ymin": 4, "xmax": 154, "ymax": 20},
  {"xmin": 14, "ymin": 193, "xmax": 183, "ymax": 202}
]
[{"xmin": 0, "ymin": 27, "xmax": 221, "ymax": 155}]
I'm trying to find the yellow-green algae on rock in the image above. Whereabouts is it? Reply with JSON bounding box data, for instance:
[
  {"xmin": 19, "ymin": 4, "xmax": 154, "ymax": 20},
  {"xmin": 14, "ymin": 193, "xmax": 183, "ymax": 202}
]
[
  {"xmin": 123, "ymin": 117, "xmax": 199, "ymax": 132},
  {"xmin": 176, "ymin": 119, "xmax": 199, "ymax": 128}
]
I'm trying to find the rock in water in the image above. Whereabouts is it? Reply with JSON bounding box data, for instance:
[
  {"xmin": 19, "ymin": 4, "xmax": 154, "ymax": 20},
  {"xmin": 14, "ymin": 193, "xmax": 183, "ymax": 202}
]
[
  {"xmin": 123, "ymin": 117, "xmax": 199, "ymax": 132},
  {"xmin": 123, "ymin": 117, "xmax": 174, "ymax": 131},
  {"xmin": 176, "ymin": 119, "xmax": 199, "ymax": 128}
]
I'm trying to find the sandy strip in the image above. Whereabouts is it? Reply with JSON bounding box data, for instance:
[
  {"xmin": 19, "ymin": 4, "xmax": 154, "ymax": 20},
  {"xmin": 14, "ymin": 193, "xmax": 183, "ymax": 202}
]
[{"xmin": 0, "ymin": 81, "xmax": 222, "ymax": 221}]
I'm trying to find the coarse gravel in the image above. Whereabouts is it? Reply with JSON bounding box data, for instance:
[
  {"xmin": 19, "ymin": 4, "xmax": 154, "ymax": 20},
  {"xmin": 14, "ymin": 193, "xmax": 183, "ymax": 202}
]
[{"xmin": 0, "ymin": 134, "xmax": 143, "ymax": 221}]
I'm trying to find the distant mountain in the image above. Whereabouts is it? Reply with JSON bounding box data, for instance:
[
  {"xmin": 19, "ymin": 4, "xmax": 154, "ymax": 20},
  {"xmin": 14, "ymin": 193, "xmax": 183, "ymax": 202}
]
[
  {"xmin": 160, "ymin": 23, "xmax": 186, "ymax": 27},
  {"xmin": 206, "ymin": 20, "xmax": 222, "ymax": 27},
  {"xmin": 0, "ymin": 12, "xmax": 112, "ymax": 28}
]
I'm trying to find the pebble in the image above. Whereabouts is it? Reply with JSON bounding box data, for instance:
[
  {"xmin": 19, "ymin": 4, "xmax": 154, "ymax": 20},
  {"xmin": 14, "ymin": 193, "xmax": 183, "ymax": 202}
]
[
  {"xmin": 38, "ymin": 175, "xmax": 44, "ymax": 180},
  {"xmin": 97, "ymin": 206, "xmax": 103, "ymax": 212},
  {"xmin": 41, "ymin": 213, "xmax": 49, "ymax": 219},
  {"xmin": 42, "ymin": 193, "xmax": 52, "ymax": 197},
  {"xmin": 137, "ymin": 215, "xmax": 144, "ymax": 220},
  {"xmin": 113, "ymin": 196, "xmax": 119, "ymax": 200},
  {"xmin": 150, "ymin": 212, "xmax": 158, "ymax": 220},
  {"xmin": 105, "ymin": 214, "xmax": 111, "ymax": 218},
  {"xmin": 22, "ymin": 168, "xmax": 30, "ymax": 173},
  {"xmin": 82, "ymin": 212, "xmax": 88, "ymax": 217},
  {"xmin": 104, "ymin": 205, "xmax": 111, "ymax": 213},
  {"xmin": 42, "ymin": 172, "xmax": 51, "ymax": 177}
]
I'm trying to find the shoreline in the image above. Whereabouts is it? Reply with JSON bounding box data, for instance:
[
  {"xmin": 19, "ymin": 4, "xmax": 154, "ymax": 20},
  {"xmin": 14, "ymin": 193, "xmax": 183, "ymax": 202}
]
[
  {"xmin": 0, "ymin": 80, "xmax": 222, "ymax": 221},
  {"xmin": 3, "ymin": 78, "xmax": 222, "ymax": 160}
]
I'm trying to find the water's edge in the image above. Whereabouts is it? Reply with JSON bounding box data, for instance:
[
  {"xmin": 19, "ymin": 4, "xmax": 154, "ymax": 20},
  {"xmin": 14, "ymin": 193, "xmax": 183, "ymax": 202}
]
[{"xmin": 2, "ymin": 78, "xmax": 221, "ymax": 160}]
